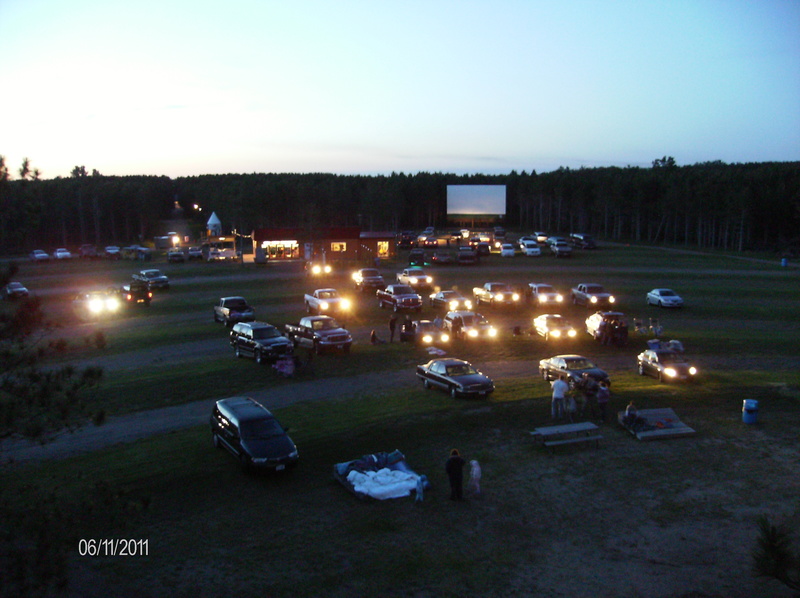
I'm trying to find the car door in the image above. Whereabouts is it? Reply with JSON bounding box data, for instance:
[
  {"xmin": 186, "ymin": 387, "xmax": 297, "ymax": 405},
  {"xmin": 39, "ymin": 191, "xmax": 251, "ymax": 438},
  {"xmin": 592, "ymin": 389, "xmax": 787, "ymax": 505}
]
[{"xmin": 430, "ymin": 361, "xmax": 448, "ymax": 390}]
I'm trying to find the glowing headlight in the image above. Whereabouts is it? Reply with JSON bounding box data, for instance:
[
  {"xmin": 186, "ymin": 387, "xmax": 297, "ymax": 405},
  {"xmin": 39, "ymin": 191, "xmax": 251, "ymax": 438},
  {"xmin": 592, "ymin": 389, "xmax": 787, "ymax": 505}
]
[
  {"xmin": 422, "ymin": 334, "xmax": 433, "ymax": 343},
  {"xmin": 410, "ymin": 277, "xmax": 418, "ymax": 284},
  {"xmin": 567, "ymin": 329, "xmax": 577, "ymax": 338},
  {"xmin": 340, "ymin": 299, "xmax": 351, "ymax": 310},
  {"xmin": 512, "ymin": 293, "xmax": 520, "ymax": 301},
  {"xmin": 551, "ymin": 329, "xmax": 561, "ymax": 338},
  {"xmin": 106, "ymin": 297, "xmax": 120, "ymax": 312},
  {"xmin": 426, "ymin": 276, "xmax": 432, "ymax": 283},
  {"xmin": 319, "ymin": 301, "xmax": 329, "ymax": 310},
  {"xmin": 88, "ymin": 298, "xmax": 104, "ymax": 313},
  {"xmin": 468, "ymin": 329, "xmax": 478, "ymax": 338},
  {"xmin": 464, "ymin": 300, "xmax": 473, "ymax": 309},
  {"xmin": 323, "ymin": 265, "xmax": 332, "ymax": 274},
  {"xmin": 540, "ymin": 296, "xmax": 549, "ymax": 303},
  {"xmin": 352, "ymin": 272, "xmax": 359, "ymax": 281},
  {"xmin": 488, "ymin": 328, "xmax": 497, "ymax": 337},
  {"xmin": 590, "ymin": 296, "xmax": 598, "ymax": 303},
  {"xmin": 495, "ymin": 293, "xmax": 503, "ymax": 301},
  {"xmin": 608, "ymin": 296, "xmax": 616, "ymax": 303},
  {"xmin": 449, "ymin": 300, "xmax": 458, "ymax": 310},
  {"xmin": 440, "ymin": 333, "xmax": 450, "ymax": 342},
  {"xmin": 555, "ymin": 295, "xmax": 564, "ymax": 302},
  {"xmin": 664, "ymin": 368, "xmax": 678, "ymax": 378},
  {"xmin": 689, "ymin": 367, "xmax": 697, "ymax": 375},
  {"xmin": 312, "ymin": 265, "xmax": 321, "ymax": 274}
]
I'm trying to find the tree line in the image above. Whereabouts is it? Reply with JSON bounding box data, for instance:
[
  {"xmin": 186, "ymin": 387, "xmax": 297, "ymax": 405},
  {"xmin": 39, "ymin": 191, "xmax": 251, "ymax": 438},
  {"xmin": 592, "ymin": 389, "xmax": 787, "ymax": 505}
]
[{"xmin": 1, "ymin": 156, "xmax": 798, "ymax": 254}]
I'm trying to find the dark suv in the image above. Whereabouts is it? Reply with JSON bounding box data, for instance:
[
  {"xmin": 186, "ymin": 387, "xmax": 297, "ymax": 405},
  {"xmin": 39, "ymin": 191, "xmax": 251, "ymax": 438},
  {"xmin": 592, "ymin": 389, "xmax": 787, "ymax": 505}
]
[
  {"xmin": 211, "ymin": 397, "xmax": 299, "ymax": 472},
  {"xmin": 230, "ymin": 321, "xmax": 292, "ymax": 364}
]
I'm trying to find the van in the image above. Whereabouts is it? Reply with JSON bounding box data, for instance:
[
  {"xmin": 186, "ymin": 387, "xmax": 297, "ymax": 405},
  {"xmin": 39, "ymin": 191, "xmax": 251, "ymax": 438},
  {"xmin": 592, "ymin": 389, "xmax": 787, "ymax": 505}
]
[{"xmin": 210, "ymin": 397, "xmax": 299, "ymax": 472}]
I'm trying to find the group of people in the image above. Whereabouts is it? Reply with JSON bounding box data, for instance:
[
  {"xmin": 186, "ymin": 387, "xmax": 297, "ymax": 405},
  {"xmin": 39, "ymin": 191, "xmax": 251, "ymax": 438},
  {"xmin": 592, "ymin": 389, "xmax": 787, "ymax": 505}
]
[
  {"xmin": 443, "ymin": 449, "xmax": 481, "ymax": 501},
  {"xmin": 550, "ymin": 373, "xmax": 610, "ymax": 423},
  {"xmin": 596, "ymin": 317, "xmax": 629, "ymax": 347},
  {"xmin": 372, "ymin": 314, "xmax": 417, "ymax": 345}
]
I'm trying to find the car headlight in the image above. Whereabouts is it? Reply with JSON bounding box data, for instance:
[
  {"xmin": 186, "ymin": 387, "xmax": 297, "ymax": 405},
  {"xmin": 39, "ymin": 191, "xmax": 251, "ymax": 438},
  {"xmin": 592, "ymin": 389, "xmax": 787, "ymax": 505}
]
[
  {"xmin": 106, "ymin": 297, "xmax": 120, "ymax": 312},
  {"xmin": 422, "ymin": 334, "xmax": 433, "ymax": 343},
  {"xmin": 449, "ymin": 300, "xmax": 458, "ymax": 310},
  {"xmin": 320, "ymin": 301, "xmax": 329, "ymax": 310},
  {"xmin": 324, "ymin": 265, "xmax": 332, "ymax": 274},
  {"xmin": 567, "ymin": 329, "xmax": 577, "ymax": 338},
  {"xmin": 410, "ymin": 277, "xmax": 418, "ymax": 284},
  {"xmin": 608, "ymin": 296, "xmax": 616, "ymax": 303},
  {"xmin": 495, "ymin": 293, "xmax": 503, "ymax": 301},
  {"xmin": 468, "ymin": 329, "xmax": 478, "ymax": 338},
  {"xmin": 352, "ymin": 272, "xmax": 360, "ymax": 281},
  {"xmin": 551, "ymin": 329, "xmax": 561, "ymax": 338},
  {"xmin": 426, "ymin": 276, "xmax": 432, "ymax": 283},
  {"xmin": 590, "ymin": 296, "xmax": 598, "ymax": 303},
  {"xmin": 464, "ymin": 300, "xmax": 473, "ymax": 309},
  {"xmin": 540, "ymin": 296, "xmax": 549, "ymax": 303},
  {"xmin": 440, "ymin": 333, "xmax": 450, "ymax": 342},
  {"xmin": 312, "ymin": 265, "xmax": 321, "ymax": 274},
  {"xmin": 512, "ymin": 293, "xmax": 520, "ymax": 301},
  {"xmin": 664, "ymin": 368, "xmax": 678, "ymax": 378},
  {"xmin": 555, "ymin": 295, "xmax": 563, "ymax": 302},
  {"xmin": 689, "ymin": 367, "xmax": 697, "ymax": 375},
  {"xmin": 88, "ymin": 298, "xmax": 104, "ymax": 313},
  {"xmin": 488, "ymin": 328, "xmax": 497, "ymax": 337},
  {"xmin": 340, "ymin": 299, "xmax": 351, "ymax": 310}
]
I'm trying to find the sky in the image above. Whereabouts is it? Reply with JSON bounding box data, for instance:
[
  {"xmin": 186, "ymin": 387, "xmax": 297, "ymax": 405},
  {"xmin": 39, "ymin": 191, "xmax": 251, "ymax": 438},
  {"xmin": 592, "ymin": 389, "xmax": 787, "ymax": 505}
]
[{"xmin": 1, "ymin": 0, "xmax": 798, "ymax": 179}]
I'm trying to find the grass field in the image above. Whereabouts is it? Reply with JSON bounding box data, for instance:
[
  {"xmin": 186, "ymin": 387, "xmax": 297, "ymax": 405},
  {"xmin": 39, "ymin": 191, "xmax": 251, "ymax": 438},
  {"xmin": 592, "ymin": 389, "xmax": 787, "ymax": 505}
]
[{"xmin": 2, "ymin": 246, "xmax": 799, "ymax": 597}]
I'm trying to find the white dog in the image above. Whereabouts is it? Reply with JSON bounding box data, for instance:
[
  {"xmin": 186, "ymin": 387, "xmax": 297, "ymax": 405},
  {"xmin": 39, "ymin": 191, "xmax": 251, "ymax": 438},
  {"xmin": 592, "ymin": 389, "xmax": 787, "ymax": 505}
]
[{"xmin": 468, "ymin": 460, "xmax": 482, "ymax": 495}]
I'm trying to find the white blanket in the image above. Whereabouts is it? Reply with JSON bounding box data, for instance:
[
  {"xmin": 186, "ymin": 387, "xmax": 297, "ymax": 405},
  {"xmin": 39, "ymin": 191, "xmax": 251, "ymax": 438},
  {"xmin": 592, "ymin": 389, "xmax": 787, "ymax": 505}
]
[{"xmin": 346, "ymin": 467, "xmax": 420, "ymax": 500}]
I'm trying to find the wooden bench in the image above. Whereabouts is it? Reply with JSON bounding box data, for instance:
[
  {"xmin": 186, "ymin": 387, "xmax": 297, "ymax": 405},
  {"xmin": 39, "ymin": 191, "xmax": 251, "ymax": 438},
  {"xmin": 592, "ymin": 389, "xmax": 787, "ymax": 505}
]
[{"xmin": 530, "ymin": 422, "xmax": 602, "ymax": 452}]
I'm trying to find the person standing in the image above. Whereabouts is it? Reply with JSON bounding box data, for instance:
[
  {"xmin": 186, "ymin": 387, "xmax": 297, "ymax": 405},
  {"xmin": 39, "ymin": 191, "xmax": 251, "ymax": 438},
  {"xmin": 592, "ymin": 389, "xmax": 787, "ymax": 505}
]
[
  {"xmin": 388, "ymin": 313, "xmax": 398, "ymax": 342},
  {"xmin": 551, "ymin": 375, "xmax": 569, "ymax": 420},
  {"xmin": 445, "ymin": 449, "xmax": 466, "ymax": 500},
  {"xmin": 580, "ymin": 373, "xmax": 599, "ymax": 418}
]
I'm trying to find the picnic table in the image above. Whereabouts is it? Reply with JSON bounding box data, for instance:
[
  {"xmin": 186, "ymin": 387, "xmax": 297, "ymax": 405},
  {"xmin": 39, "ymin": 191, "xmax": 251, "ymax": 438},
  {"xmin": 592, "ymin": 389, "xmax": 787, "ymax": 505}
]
[{"xmin": 530, "ymin": 421, "xmax": 603, "ymax": 452}]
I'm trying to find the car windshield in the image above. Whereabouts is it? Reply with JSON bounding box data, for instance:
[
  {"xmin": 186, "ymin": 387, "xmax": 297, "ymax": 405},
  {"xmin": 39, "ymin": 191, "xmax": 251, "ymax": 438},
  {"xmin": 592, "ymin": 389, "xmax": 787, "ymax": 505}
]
[
  {"xmin": 312, "ymin": 319, "xmax": 339, "ymax": 330},
  {"xmin": 659, "ymin": 290, "xmax": 676, "ymax": 296},
  {"xmin": 446, "ymin": 364, "xmax": 477, "ymax": 376},
  {"xmin": 228, "ymin": 300, "xmax": 248, "ymax": 308},
  {"xmin": 240, "ymin": 418, "xmax": 284, "ymax": 439},
  {"xmin": 440, "ymin": 291, "xmax": 456, "ymax": 299},
  {"xmin": 253, "ymin": 327, "xmax": 280, "ymax": 339},
  {"xmin": 144, "ymin": 271, "xmax": 162, "ymax": 278},
  {"xmin": 318, "ymin": 291, "xmax": 337, "ymax": 299},
  {"xmin": 394, "ymin": 285, "xmax": 414, "ymax": 294},
  {"xmin": 657, "ymin": 352, "xmax": 684, "ymax": 364},
  {"xmin": 565, "ymin": 358, "xmax": 595, "ymax": 370},
  {"xmin": 361, "ymin": 269, "xmax": 379, "ymax": 277}
]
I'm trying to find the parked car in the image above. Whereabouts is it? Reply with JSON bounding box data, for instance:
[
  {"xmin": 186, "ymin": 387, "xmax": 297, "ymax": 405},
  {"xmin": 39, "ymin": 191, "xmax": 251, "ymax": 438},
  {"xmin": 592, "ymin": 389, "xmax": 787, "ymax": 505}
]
[
  {"xmin": 376, "ymin": 284, "xmax": 423, "ymax": 312},
  {"xmin": 442, "ymin": 310, "xmax": 497, "ymax": 340},
  {"xmin": 54, "ymin": 248, "xmax": 73, "ymax": 260},
  {"xmin": 3, "ymin": 282, "xmax": 29, "ymax": 300},
  {"xmin": 305, "ymin": 261, "xmax": 332, "ymax": 277},
  {"xmin": 457, "ymin": 247, "xmax": 478, "ymax": 265},
  {"xmin": 187, "ymin": 246, "xmax": 204, "ymax": 260},
  {"xmin": 646, "ymin": 288, "xmax": 684, "ymax": 308},
  {"xmin": 473, "ymin": 282, "xmax": 521, "ymax": 307},
  {"xmin": 397, "ymin": 267, "xmax": 433, "ymax": 292},
  {"xmin": 585, "ymin": 311, "xmax": 627, "ymax": 341},
  {"xmin": 30, "ymin": 249, "xmax": 50, "ymax": 262},
  {"xmin": 102, "ymin": 246, "xmax": 121, "ymax": 260},
  {"xmin": 284, "ymin": 315, "xmax": 352, "ymax": 354},
  {"xmin": 167, "ymin": 248, "xmax": 186, "ymax": 263},
  {"xmin": 429, "ymin": 290, "xmax": 473, "ymax": 311},
  {"xmin": 534, "ymin": 232, "xmax": 549, "ymax": 244},
  {"xmin": 636, "ymin": 349, "xmax": 698, "ymax": 382},
  {"xmin": 72, "ymin": 290, "xmax": 122, "ymax": 319},
  {"xmin": 230, "ymin": 321, "xmax": 292, "ymax": 364},
  {"xmin": 133, "ymin": 269, "xmax": 170, "ymax": 290},
  {"xmin": 519, "ymin": 240, "xmax": 542, "ymax": 256},
  {"xmin": 569, "ymin": 233, "xmax": 597, "ymax": 249},
  {"xmin": 500, "ymin": 243, "xmax": 516, "ymax": 257},
  {"xmin": 416, "ymin": 358, "xmax": 494, "ymax": 399},
  {"xmin": 538, "ymin": 354, "xmax": 610, "ymax": 388},
  {"xmin": 304, "ymin": 288, "xmax": 351, "ymax": 315},
  {"xmin": 210, "ymin": 397, "xmax": 299, "ymax": 473},
  {"xmin": 532, "ymin": 314, "xmax": 577, "ymax": 341},
  {"xmin": 547, "ymin": 238, "xmax": 572, "ymax": 258},
  {"xmin": 352, "ymin": 268, "xmax": 385, "ymax": 293},
  {"xmin": 117, "ymin": 279, "xmax": 152, "ymax": 307},
  {"xmin": 214, "ymin": 297, "xmax": 255, "ymax": 326},
  {"xmin": 528, "ymin": 283, "xmax": 564, "ymax": 306},
  {"xmin": 79, "ymin": 244, "xmax": 98, "ymax": 259},
  {"xmin": 432, "ymin": 250, "xmax": 455, "ymax": 264}
]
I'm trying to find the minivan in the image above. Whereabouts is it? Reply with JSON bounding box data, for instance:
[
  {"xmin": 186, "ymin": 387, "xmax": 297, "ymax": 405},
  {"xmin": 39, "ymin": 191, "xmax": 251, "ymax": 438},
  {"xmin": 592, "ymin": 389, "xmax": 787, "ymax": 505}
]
[{"xmin": 210, "ymin": 397, "xmax": 299, "ymax": 472}]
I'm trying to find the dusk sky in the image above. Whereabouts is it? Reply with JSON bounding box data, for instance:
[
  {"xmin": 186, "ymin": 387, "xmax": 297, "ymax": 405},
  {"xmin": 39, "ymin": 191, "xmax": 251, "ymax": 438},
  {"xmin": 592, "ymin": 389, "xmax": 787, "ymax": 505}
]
[{"xmin": 2, "ymin": 0, "xmax": 798, "ymax": 179}]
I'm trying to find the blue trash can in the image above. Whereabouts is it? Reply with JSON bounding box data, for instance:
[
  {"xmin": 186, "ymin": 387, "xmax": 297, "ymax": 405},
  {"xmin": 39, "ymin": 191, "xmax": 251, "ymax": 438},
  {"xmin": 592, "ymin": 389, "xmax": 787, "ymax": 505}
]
[{"xmin": 742, "ymin": 399, "xmax": 759, "ymax": 424}]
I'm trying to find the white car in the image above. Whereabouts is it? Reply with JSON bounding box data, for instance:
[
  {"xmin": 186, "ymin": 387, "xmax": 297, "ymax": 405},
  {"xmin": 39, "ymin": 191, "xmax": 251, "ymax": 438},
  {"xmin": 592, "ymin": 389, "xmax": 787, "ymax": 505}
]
[
  {"xmin": 519, "ymin": 240, "xmax": 542, "ymax": 256},
  {"xmin": 647, "ymin": 288, "xmax": 684, "ymax": 308},
  {"xmin": 30, "ymin": 249, "xmax": 50, "ymax": 262},
  {"xmin": 532, "ymin": 314, "xmax": 577, "ymax": 341},
  {"xmin": 54, "ymin": 248, "xmax": 72, "ymax": 260},
  {"xmin": 500, "ymin": 243, "xmax": 516, "ymax": 257},
  {"xmin": 528, "ymin": 283, "xmax": 564, "ymax": 305}
]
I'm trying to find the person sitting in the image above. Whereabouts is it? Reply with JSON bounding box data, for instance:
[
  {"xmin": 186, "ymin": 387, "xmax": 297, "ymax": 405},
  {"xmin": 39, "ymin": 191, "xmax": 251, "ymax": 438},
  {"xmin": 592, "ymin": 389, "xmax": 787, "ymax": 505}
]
[{"xmin": 370, "ymin": 329, "xmax": 386, "ymax": 345}]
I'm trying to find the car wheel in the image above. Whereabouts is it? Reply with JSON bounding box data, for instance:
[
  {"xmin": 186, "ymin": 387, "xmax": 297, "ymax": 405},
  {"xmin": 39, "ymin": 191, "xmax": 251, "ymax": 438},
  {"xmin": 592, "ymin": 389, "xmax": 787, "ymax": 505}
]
[
  {"xmin": 544, "ymin": 332, "xmax": 550, "ymax": 341},
  {"xmin": 450, "ymin": 386, "xmax": 459, "ymax": 399},
  {"xmin": 314, "ymin": 341, "xmax": 322, "ymax": 355},
  {"xmin": 541, "ymin": 369, "xmax": 549, "ymax": 380},
  {"xmin": 212, "ymin": 433, "xmax": 220, "ymax": 448},
  {"xmin": 423, "ymin": 379, "xmax": 431, "ymax": 389},
  {"xmin": 306, "ymin": 303, "xmax": 311, "ymax": 314},
  {"xmin": 658, "ymin": 370, "xmax": 664, "ymax": 382},
  {"xmin": 658, "ymin": 300, "xmax": 664, "ymax": 308},
  {"xmin": 235, "ymin": 346, "xmax": 242, "ymax": 358},
  {"xmin": 378, "ymin": 299, "xmax": 384, "ymax": 309},
  {"xmin": 255, "ymin": 350, "xmax": 263, "ymax": 364},
  {"xmin": 393, "ymin": 304, "xmax": 399, "ymax": 312},
  {"xmin": 638, "ymin": 363, "xmax": 645, "ymax": 376},
  {"xmin": 572, "ymin": 296, "xmax": 577, "ymax": 305}
]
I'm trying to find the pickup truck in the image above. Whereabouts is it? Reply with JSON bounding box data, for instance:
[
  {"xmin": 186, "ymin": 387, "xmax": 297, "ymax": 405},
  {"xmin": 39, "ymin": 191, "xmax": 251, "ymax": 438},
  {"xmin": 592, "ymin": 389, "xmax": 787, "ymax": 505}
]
[
  {"xmin": 214, "ymin": 296, "xmax": 255, "ymax": 326},
  {"xmin": 117, "ymin": 279, "xmax": 153, "ymax": 307},
  {"xmin": 285, "ymin": 316, "xmax": 352, "ymax": 354},
  {"xmin": 304, "ymin": 288, "xmax": 351, "ymax": 315},
  {"xmin": 352, "ymin": 268, "xmax": 385, "ymax": 293},
  {"xmin": 376, "ymin": 284, "xmax": 423, "ymax": 312},
  {"xmin": 396, "ymin": 267, "xmax": 433, "ymax": 291},
  {"xmin": 473, "ymin": 282, "xmax": 522, "ymax": 307},
  {"xmin": 133, "ymin": 269, "xmax": 170, "ymax": 290},
  {"xmin": 442, "ymin": 310, "xmax": 497, "ymax": 340},
  {"xmin": 571, "ymin": 283, "xmax": 616, "ymax": 307}
]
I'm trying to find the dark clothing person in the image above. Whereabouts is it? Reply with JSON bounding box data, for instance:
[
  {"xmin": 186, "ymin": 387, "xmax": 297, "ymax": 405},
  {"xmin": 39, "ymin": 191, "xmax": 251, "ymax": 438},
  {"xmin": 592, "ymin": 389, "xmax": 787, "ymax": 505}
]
[
  {"xmin": 389, "ymin": 314, "xmax": 398, "ymax": 342},
  {"xmin": 445, "ymin": 449, "xmax": 466, "ymax": 500}
]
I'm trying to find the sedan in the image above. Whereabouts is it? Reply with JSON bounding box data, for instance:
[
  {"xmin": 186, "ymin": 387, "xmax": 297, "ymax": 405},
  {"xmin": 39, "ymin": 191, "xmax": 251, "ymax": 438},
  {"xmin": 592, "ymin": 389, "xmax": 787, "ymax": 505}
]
[
  {"xmin": 539, "ymin": 354, "xmax": 610, "ymax": 388},
  {"xmin": 402, "ymin": 320, "xmax": 450, "ymax": 345},
  {"xmin": 3, "ymin": 282, "xmax": 29, "ymax": 300},
  {"xmin": 646, "ymin": 288, "xmax": 684, "ymax": 308},
  {"xmin": 429, "ymin": 290, "xmax": 473, "ymax": 311},
  {"xmin": 500, "ymin": 243, "xmax": 516, "ymax": 257},
  {"xmin": 532, "ymin": 314, "xmax": 577, "ymax": 341},
  {"xmin": 416, "ymin": 358, "xmax": 494, "ymax": 399},
  {"xmin": 637, "ymin": 349, "xmax": 698, "ymax": 382},
  {"xmin": 30, "ymin": 249, "xmax": 50, "ymax": 262},
  {"xmin": 54, "ymin": 248, "xmax": 73, "ymax": 260},
  {"xmin": 72, "ymin": 290, "xmax": 122, "ymax": 319}
]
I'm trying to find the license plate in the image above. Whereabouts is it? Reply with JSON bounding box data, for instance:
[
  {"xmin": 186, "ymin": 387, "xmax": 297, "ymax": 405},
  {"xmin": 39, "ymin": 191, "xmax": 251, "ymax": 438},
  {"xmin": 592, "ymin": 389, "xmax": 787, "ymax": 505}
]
[{"xmin": 276, "ymin": 464, "xmax": 285, "ymax": 471}]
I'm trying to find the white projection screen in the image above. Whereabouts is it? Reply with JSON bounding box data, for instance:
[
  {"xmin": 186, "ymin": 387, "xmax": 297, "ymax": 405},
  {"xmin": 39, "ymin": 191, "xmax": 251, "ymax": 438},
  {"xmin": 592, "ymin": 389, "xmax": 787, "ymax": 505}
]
[{"xmin": 447, "ymin": 185, "xmax": 506, "ymax": 217}]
